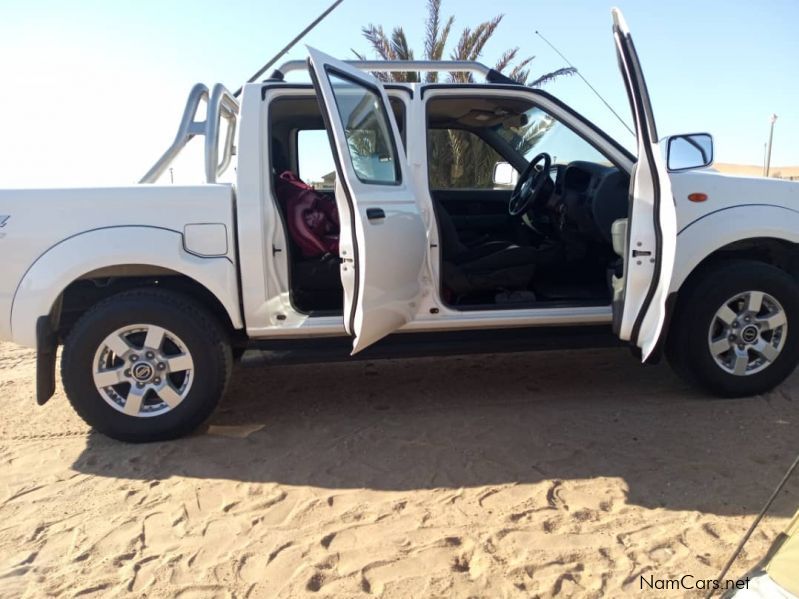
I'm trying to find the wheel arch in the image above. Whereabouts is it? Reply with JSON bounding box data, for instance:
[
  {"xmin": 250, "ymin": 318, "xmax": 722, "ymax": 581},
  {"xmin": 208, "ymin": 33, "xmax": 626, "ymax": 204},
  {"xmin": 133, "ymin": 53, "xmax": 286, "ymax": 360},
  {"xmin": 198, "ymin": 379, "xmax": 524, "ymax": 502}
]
[
  {"xmin": 672, "ymin": 205, "xmax": 799, "ymax": 294},
  {"xmin": 676, "ymin": 237, "xmax": 799, "ymax": 296},
  {"xmin": 56, "ymin": 266, "xmax": 243, "ymax": 342},
  {"xmin": 11, "ymin": 227, "xmax": 243, "ymax": 349},
  {"xmin": 668, "ymin": 235, "xmax": 799, "ymax": 340},
  {"xmin": 654, "ymin": 204, "xmax": 799, "ymax": 363}
]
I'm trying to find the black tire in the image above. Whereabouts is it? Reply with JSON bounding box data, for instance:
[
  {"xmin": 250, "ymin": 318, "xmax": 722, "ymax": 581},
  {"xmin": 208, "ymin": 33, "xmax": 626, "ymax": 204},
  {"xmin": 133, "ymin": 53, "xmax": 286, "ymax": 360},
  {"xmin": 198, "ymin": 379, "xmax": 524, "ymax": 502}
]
[
  {"xmin": 61, "ymin": 289, "xmax": 232, "ymax": 442},
  {"xmin": 666, "ymin": 260, "xmax": 799, "ymax": 397}
]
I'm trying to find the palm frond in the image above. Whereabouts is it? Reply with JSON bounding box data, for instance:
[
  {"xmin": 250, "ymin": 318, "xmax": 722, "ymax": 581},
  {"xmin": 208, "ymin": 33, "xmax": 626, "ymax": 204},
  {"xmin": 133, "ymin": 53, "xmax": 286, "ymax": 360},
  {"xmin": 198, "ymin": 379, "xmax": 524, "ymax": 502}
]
[
  {"xmin": 447, "ymin": 15, "xmax": 503, "ymax": 81},
  {"xmin": 424, "ymin": 0, "xmax": 453, "ymax": 82},
  {"xmin": 424, "ymin": 0, "xmax": 442, "ymax": 59},
  {"xmin": 467, "ymin": 15, "xmax": 503, "ymax": 61},
  {"xmin": 426, "ymin": 14, "xmax": 455, "ymax": 82},
  {"xmin": 494, "ymin": 47, "xmax": 519, "ymax": 73},
  {"xmin": 434, "ymin": 15, "xmax": 455, "ymax": 59},
  {"xmin": 390, "ymin": 28, "xmax": 418, "ymax": 81},
  {"xmin": 450, "ymin": 26, "xmax": 472, "ymax": 61},
  {"xmin": 449, "ymin": 26, "xmax": 476, "ymax": 82},
  {"xmin": 528, "ymin": 66, "xmax": 577, "ymax": 88},
  {"xmin": 391, "ymin": 27, "xmax": 413, "ymax": 60},
  {"xmin": 507, "ymin": 55, "xmax": 535, "ymax": 84},
  {"xmin": 362, "ymin": 24, "xmax": 393, "ymax": 60}
]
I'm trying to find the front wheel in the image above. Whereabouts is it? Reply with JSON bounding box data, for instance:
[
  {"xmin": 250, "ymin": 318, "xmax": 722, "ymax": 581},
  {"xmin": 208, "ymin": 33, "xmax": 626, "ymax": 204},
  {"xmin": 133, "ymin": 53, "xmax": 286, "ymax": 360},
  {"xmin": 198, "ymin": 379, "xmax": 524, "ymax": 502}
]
[
  {"xmin": 667, "ymin": 260, "xmax": 799, "ymax": 397},
  {"xmin": 61, "ymin": 289, "xmax": 232, "ymax": 442}
]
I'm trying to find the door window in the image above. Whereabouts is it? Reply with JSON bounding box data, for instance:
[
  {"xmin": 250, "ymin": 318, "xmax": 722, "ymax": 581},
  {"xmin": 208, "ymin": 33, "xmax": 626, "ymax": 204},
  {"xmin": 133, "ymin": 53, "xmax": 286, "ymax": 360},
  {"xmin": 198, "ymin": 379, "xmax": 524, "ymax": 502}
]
[
  {"xmin": 326, "ymin": 71, "xmax": 400, "ymax": 185},
  {"xmin": 295, "ymin": 97, "xmax": 406, "ymax": 190}
]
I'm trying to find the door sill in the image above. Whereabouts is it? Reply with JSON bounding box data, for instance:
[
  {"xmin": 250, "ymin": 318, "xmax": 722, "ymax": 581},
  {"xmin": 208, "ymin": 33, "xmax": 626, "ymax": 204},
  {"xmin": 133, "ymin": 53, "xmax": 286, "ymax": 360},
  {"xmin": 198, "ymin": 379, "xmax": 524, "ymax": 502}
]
[{"xmin": 452, "ymin": 298, "xmax": 610, "ymax": 312}]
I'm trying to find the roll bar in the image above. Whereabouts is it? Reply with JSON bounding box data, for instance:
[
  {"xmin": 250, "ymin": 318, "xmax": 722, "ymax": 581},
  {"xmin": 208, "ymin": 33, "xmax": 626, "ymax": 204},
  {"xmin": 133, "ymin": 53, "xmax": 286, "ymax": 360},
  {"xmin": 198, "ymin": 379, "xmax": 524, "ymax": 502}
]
[{"xmin": 140, "ymin": 83, "xmax": 239, "ymax": 184}]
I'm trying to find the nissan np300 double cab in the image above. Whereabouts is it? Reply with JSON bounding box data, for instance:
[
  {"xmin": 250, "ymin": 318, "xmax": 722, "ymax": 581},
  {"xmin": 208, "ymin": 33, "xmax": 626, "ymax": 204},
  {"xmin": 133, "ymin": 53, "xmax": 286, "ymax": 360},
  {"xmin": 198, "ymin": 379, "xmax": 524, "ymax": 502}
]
[{"xmin": 2, "ymin": 10, "xmax": 799, "ymax": 441}]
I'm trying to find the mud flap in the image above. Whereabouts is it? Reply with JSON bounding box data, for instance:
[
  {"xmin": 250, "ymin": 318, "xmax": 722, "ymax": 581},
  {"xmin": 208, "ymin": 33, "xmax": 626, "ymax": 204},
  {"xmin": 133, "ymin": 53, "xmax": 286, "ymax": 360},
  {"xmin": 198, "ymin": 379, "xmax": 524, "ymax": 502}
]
[
  {"xmin": 36, "ymin": 316, "xmax": 57, "ymax": 405},
  {"xmin": 641, "ymin": 292, "xmax": 678, "ymax": 365}
]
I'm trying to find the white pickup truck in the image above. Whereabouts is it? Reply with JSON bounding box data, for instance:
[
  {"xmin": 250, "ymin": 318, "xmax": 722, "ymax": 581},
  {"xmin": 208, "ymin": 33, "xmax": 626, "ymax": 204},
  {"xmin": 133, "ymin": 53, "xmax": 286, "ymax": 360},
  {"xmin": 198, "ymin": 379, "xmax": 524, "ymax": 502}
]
[{"xmin": 2, "ymin": 10, "xmax": 798, "ymax": 441}]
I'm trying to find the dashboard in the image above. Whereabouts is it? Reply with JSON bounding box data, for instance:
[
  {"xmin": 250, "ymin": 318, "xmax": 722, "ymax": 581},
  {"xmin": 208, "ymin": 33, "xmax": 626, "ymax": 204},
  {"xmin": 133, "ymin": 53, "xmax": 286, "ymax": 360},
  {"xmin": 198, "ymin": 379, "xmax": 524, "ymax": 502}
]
[{"xmin": 546, "ymin": 161, "xmax": 630, "ymax": 245}]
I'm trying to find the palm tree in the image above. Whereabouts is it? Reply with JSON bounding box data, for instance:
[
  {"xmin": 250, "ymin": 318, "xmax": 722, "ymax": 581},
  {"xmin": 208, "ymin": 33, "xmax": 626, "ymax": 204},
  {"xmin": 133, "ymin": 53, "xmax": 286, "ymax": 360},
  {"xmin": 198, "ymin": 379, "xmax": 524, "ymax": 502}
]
[
  {"xmin": 355, "ymin": 0, "xmax": 573, "ymax": 188},
  {"xmin": 355, "ymin": 0, "xmax": 575, "ymax": 86}
]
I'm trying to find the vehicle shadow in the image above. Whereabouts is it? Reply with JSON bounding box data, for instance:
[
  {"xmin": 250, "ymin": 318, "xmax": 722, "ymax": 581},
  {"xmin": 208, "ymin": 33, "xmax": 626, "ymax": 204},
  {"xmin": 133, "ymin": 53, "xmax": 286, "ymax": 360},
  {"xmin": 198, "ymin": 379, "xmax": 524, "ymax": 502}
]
[{"xmin": 71, "ymin": 347, "xmax": 799, "ymax": 516}]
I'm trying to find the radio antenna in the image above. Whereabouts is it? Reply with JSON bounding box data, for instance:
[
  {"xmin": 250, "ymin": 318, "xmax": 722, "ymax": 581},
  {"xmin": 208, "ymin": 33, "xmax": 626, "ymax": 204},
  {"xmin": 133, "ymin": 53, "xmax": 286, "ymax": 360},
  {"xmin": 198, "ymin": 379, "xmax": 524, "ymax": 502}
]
[
  {"xmin": 234, "ymin": 0, "xmax": 346, "ymax": 97},
  {"xmin": 535, "ymin": 30, "xmax": 634, "ymax": 137}
]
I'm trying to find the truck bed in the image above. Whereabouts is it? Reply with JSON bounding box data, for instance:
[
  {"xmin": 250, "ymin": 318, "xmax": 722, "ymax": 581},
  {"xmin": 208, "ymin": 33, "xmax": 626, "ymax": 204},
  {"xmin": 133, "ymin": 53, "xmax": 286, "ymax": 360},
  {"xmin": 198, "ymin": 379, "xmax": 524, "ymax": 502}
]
[{"xmin": 0, "ymin": 184, "xmax": 236, "ymax": 342}]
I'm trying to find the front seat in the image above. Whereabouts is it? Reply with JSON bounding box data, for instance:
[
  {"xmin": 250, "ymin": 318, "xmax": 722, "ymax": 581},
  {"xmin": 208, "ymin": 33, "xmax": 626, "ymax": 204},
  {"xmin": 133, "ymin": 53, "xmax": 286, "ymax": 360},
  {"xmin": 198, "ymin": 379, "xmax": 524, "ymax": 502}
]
[{"xmin": 434, "ymin": 201, "xmax": 537, "ymax": 297}]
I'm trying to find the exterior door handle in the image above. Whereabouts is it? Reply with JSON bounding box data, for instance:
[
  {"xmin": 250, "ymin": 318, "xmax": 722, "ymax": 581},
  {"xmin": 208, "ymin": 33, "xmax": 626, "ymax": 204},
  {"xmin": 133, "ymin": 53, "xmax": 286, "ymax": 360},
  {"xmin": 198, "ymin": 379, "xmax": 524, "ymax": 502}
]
[{"xmin": 366, "ymin": 208, "xmax": 386, "ymax": 221}]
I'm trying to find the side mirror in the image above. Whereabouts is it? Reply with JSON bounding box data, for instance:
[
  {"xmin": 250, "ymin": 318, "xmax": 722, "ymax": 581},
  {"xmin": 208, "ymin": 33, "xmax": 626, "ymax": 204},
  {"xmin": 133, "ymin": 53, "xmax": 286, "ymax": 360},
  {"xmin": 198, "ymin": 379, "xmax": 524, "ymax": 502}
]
[
  {"xmin": 492, "ymin": 162, "xmax": 519, "ymax": 188},
  {"xmin": 666, "ymin": 133, "xmax": 713, "ymax": 171}
]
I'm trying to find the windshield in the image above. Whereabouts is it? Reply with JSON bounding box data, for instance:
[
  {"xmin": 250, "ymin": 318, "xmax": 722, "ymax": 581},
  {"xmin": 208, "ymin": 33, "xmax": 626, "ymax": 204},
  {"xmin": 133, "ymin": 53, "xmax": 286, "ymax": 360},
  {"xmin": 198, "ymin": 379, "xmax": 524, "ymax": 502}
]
[{"xmin": 493, "ymin": 105, "xmax": 610, "ymax": 167}]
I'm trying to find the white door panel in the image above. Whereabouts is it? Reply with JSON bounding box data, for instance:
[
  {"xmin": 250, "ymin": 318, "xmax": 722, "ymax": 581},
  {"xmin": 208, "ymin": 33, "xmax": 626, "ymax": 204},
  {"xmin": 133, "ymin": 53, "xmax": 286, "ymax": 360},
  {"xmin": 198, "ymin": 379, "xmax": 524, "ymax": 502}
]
[
  {"xmin": 307, "ymin": 47, "xmax": 427, "ymax": 354},
  {"xmin": 612, "ymin": 8, "xmax": 677, "ymax": 360}
]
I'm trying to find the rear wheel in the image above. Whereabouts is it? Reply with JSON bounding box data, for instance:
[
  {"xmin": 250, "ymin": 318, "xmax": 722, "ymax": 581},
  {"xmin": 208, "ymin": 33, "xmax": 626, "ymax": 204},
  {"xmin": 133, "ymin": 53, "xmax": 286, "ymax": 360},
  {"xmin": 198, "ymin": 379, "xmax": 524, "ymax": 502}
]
[
  {"xmin": 62, "ymin": 289, "xmax": 232, "ymax": 442},
  {"xmin": 667, "ymin": 261, "xmax": 799, "ymax": 397}
]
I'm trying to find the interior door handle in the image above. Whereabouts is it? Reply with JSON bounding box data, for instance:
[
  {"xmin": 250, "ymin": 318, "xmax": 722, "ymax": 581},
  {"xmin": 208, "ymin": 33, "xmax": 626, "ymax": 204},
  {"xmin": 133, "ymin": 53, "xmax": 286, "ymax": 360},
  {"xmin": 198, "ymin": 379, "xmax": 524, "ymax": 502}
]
[{"xmin": 366, "ymin": 208, "xmax": 386, "ymax": 221}]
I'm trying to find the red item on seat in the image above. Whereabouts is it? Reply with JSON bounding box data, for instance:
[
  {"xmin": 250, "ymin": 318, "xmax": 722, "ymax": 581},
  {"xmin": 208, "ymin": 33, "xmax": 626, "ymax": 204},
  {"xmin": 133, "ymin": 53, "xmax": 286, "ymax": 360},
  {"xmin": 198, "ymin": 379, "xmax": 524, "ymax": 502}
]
[{"xmin": 274, "ymin": 171, "xmax": 340, "ymax": 258}]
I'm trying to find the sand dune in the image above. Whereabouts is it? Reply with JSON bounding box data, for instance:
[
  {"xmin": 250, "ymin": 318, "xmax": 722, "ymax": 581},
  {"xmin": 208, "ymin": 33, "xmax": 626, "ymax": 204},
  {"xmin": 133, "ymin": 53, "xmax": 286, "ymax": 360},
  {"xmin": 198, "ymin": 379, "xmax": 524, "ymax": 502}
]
[
  {"xmin": 1, "ymin": 341, "xmax": 798, "ymax": 597},
  {"xmin": 712, "ymin": 163, "xmax": 799, "ymax": 179}
]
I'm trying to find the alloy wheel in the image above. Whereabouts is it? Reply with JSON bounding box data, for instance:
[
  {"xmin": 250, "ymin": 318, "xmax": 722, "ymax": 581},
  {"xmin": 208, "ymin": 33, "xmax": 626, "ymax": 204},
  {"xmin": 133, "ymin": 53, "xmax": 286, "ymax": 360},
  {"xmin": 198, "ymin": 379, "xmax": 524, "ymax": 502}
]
[
  {"xmin": 92, "ymin": 324, "xmax": 194, "ymax": 417},
  {"xmin": 707, "ymin": 290, "xmax": 787, "ymax": 376}
]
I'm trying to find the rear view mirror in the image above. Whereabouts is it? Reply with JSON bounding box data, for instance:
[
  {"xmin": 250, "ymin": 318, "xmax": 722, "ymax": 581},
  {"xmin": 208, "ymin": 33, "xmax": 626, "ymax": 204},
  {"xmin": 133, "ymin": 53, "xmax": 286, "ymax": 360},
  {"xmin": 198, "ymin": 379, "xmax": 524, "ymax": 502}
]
[
  {"xmin": 492, "ymin": 162, "xmax": 519, "ymax": 188},
  {"xmin": 667, "ymin": 133, "xmax": 713, "ymax": 171}
]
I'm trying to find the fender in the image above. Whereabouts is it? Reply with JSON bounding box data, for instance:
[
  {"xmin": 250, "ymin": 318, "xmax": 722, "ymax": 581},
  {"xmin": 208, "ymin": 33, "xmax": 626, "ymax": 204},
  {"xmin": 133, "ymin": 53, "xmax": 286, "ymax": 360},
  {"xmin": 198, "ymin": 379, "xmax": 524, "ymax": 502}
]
[
  {"xmin": 671, "ymin": 204, "xmax": 799, "ymax": 292},
  {"xmin": 11, "ymin": 226, "xmax": 242, "ymax": 349}
]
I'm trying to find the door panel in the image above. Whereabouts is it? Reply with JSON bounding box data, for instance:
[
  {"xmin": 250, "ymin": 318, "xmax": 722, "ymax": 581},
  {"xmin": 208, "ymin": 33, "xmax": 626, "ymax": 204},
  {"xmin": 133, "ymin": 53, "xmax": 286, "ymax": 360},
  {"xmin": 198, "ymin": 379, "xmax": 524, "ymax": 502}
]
[
  {"xmin": 611, "ymin": 8, "xmax": 677, "ymax": 360},
  {"xmin": 307, "ymin": 47, "xmax": 428, "ymax": 354}
]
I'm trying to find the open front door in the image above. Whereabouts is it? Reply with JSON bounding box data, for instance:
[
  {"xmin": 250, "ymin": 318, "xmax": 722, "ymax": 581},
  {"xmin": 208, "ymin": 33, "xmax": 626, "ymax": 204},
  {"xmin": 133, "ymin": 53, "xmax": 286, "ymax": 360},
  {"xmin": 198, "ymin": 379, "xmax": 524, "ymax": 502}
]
[
  {"xmin": 611, "ymin": 8, "xmax": 677, "ymax": 361},
  {"xmin": 307, "ymin": 47, "xmax": 427, "ymax": 354}
]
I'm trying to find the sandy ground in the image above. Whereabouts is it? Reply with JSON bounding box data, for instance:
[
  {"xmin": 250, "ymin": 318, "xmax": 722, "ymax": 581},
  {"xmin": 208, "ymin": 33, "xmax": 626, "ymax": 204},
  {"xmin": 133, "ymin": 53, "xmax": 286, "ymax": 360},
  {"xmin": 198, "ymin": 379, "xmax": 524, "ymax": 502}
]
[{"xmin": 1, "ymin": 341, "xmax": 798, "ymax": 598}]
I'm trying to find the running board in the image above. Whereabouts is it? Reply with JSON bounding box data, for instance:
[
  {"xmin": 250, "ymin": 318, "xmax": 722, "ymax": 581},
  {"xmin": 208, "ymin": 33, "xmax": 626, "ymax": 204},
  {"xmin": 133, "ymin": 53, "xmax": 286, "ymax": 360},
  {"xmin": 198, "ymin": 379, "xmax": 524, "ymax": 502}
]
[{"xmin": 240, "ymin": 325, "xmax": 620, "ymax": 366}]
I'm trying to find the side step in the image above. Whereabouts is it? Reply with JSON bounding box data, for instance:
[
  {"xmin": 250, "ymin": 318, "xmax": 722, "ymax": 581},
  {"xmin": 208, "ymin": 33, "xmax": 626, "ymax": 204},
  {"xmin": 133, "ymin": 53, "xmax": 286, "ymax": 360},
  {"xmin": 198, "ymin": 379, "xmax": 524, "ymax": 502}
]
[{"xmin": 241, "ymin": 325, "xmax": 621, "ymax": 367}]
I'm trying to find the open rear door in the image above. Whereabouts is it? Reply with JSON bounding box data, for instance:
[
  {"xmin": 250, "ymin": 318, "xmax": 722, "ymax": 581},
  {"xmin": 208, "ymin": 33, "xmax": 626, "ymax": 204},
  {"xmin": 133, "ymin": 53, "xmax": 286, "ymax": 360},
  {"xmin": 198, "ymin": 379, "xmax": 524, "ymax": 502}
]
[
  {"xmin": 611, "ymin": 8, "xmax": 677, "ymax": 361},
  {"xmin": 307, "ymin": 47, "xmax": 427, "ymax": 354}
]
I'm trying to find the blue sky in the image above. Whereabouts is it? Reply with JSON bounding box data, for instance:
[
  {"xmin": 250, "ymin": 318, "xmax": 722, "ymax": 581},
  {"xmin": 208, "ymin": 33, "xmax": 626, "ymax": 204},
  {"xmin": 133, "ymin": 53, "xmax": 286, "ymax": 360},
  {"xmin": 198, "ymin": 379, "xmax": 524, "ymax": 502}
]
[{"xmin": 1, "ymin": 0, "xmax": 797, "ymax": 187}]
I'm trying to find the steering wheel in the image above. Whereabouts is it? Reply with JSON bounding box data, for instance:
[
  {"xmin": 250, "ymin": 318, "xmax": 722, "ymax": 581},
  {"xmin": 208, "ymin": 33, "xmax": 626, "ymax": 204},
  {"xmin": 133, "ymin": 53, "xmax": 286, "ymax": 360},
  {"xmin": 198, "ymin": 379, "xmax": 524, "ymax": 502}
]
[{"xmin": 508, "ymin": 152, "xmax": 552, "ymax": 217}]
